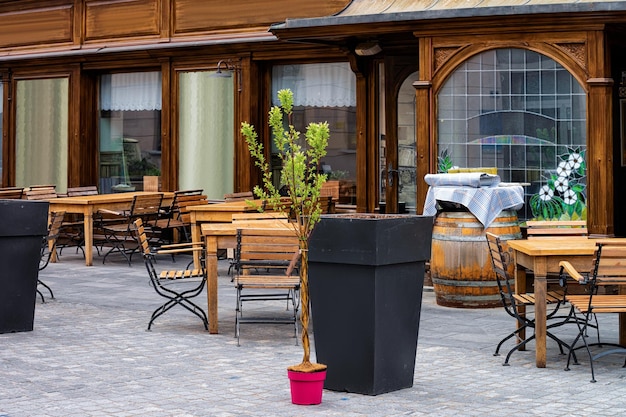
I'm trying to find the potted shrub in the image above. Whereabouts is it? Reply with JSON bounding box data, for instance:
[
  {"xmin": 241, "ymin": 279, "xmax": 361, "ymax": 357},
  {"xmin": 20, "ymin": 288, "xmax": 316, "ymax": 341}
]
[
  {"xmin": 307, "ymin": 213, "xmax": 433, "ymax": 395},
  {"xmin": 241, "ymin": 88, "xmax": 328, "ymax": 405}
]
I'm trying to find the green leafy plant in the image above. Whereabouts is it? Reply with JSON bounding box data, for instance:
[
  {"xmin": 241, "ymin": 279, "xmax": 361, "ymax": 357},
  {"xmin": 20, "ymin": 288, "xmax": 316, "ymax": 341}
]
[
  {"xmin": 241, "ymin": 88, "xmax": 328, "ymax": 374},
  {"xmin": 438, "ymin": 149, "xmax": 453, "ymax": 173}
]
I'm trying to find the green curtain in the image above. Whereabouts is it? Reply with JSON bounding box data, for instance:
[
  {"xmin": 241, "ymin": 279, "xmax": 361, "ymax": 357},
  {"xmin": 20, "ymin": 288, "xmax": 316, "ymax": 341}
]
[
  {"xmin": 179, "ymin": 71, "xmax": 234, "ymax": 199},
  {"xmin": 15, "ymin": 78, "xmax": 69, "ymax": 193}
]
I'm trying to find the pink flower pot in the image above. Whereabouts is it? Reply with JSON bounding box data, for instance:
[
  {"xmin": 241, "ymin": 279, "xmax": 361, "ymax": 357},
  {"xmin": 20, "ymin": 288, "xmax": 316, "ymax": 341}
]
[{"xmin": 287, "ymin": 369, "xmax": 327, "ymax": 405}]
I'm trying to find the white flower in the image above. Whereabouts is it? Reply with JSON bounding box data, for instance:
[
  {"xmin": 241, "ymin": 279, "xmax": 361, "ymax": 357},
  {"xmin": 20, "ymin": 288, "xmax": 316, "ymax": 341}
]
[
  {"xmin": 563, "ymin": 189, "xmax": 578, "ymax": 205},
  {"xmin": 539, "ymin": 185, "xmax": 554, "ymax": 201},
  {"xmin": 568, "ymin": 153, "xmax": 584, "ymax": 170},
  {"xmin": 554, "ymin": 177, "xmax": 569, "ymax": 193},
  {"xmin": 557, "ymin": 160, "xmax": 572, "ymax": 178}
]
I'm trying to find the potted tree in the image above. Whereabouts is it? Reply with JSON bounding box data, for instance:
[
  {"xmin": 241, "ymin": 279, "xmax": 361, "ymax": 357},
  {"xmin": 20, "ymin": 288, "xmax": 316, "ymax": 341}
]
[{"xmin": 241, "ymin": 88, "xmax": 328, "ymax": 405}]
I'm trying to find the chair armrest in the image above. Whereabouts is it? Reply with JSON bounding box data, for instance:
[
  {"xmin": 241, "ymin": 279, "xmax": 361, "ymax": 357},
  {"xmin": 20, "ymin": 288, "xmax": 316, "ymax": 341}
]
[
  {"xmin": 98, "ymin": 208, "xmax": 125, "ymax": 216},
  {"xmin": 157, "ymin": 246, "xmax": 204, "ymax": 255},
  {"xmin": 559, "ymin": 260, "xmax": 586, "ymax": 284},
  {"xmin": 160, "ymin": 242, "xmax": 204, "ymax": 250}
]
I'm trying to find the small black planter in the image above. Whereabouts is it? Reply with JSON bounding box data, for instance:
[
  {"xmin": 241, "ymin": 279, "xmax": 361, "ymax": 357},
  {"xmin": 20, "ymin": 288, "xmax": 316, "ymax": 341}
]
[
  {"xmin": 308, "ymin": 214, "xmax": 433, "ymax": 395},
  {"xmin": 0, "ymin": 199, "xmax": 49, "ymax": 334}
]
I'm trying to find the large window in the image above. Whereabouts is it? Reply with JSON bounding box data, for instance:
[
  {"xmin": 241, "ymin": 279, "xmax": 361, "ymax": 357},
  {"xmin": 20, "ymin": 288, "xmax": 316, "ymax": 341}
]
[
  {"xmin": 99, "ymin": 71, "xmax": 162, "ymax": 193},
  {"xmin": 15, "ymin": 78, "xmax": 68, "ymax": 192},
  {"xmin": 178, "ymin": 70, "xmax": 234, "ymax": 199},
  {"xmin": 438, "ymin": 48, "xmax": 587, "ymax": 220},
  {"xmin": 272, "ymin": 63, "xmax": 357, "ymax": 204}
]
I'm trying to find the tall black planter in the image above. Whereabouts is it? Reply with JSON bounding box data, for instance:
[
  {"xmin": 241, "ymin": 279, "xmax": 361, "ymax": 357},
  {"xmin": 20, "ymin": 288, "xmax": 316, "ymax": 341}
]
[
  {"xmin": 308, "ymin": 214, "xmax": 434, "ymax": 395},
  {"xmin": 0, "ymin": 199, "xmax": 49, "ymax": 334}
]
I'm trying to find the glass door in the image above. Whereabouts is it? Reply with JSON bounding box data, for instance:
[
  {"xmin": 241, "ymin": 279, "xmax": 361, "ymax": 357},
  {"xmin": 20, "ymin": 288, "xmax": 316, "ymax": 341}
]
[{"xmin": 379, "ymin": 67, "xmax": 418, "ymax": 213}]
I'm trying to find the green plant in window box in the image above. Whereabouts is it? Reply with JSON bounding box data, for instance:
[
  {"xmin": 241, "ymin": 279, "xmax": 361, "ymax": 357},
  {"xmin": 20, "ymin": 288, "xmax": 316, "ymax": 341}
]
[{"xmin": 241, "ymin": 88, "xmax": 329, "ymax": 375}]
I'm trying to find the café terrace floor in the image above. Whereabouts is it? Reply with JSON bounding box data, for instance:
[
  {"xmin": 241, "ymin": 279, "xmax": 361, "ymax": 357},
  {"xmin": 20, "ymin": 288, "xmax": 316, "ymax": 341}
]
[{"xmin": 1, "ymin": 249, "xmax": 626, "ymax": 417}]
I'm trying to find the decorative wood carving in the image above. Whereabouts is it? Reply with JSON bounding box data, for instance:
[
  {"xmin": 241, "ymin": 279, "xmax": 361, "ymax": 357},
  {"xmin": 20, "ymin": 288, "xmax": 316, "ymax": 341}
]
[
  {"xmin": 556, "ymin": 42, "xmax": 587, "ymax": 72},
  {"xmin": 434, "ymin": 47, "xmax": 460, "ymax": 72}
]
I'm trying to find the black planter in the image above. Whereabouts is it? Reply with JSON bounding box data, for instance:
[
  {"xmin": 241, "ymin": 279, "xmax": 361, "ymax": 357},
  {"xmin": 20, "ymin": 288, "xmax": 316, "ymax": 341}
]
[
  {"xmin": 0, "ymin": 199, "xmax": 49, "ymax": 334},
  {"xmin": 308, "ymin": 214, "xmax": 434, "ymax": 395}
]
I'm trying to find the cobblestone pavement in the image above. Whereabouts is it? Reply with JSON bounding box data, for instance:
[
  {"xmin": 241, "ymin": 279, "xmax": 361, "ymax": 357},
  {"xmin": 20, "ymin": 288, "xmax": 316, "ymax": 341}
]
[{"xmin": 1, "ymin": 249, "xmax": 626, "ymax": 417}]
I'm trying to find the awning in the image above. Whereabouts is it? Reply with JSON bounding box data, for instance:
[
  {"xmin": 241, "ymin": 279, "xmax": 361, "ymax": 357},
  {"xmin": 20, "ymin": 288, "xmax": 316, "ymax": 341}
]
[{"xmin": 270, "ymin": 0, "xmax": 626, "ymax": 39}]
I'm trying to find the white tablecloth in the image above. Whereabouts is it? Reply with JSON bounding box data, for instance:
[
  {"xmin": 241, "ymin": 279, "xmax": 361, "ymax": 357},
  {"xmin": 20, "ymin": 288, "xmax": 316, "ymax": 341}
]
[{"xmin": 423, "ymin": 185, "xmax": 524, "ymax": 228}]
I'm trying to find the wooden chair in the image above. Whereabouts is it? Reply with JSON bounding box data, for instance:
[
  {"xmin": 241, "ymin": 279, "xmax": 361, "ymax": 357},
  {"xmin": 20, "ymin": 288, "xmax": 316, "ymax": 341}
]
[
  {"xmin": 98, "ymin": 193, "xmax": 164, "ymax": 265},
  {"xmin": 224, "ymin": 191, "xmax": 254, "ymax": 202},
  {"xmin": 526, "ymin": 220, "xmax": 588, "ymax": 239},
  {"xmin": 0, "ymin": 187, "xmax": 24, "ymax": 199},
  {"xmin": 234, "ymin": 227, "xmax": 300, "ymax": 346},
  {"xmin": 134, "ymin": 219, "xmax": 208, "ymax": 331},
  {"xmin": 38, "ymin": 211, "xmax": 65, "ymax": 302},
  {"xmin": 228, "ymin": 213, "xmax": 292, "ymax": 275},
  {"xmin": 67, "ymin": 185, "xmax": 98, "ymax": 197},
  {"xmin": 559, "ymin": 241, "xmax": 626, "ymax": 382},
  {"xmin": 148, "ymin": 190, "xmax": 206, "ymax": 244},
  {"xmin": 24, "ymin": 185, "xmax": 57, "ymax": 200},
  {"xmin": 58, "ymin": 186, "xmax": 100, "ymax": 256},
  {"xmin": 486, "ymin": 232, "xmax": 577, "ymax": 365}
]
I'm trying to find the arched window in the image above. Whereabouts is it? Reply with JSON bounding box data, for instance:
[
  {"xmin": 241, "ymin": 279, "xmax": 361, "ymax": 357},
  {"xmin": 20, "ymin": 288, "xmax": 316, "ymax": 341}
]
[{"xmin": 437, "ymin": 48, "xmax": 587, "ymax": 221}]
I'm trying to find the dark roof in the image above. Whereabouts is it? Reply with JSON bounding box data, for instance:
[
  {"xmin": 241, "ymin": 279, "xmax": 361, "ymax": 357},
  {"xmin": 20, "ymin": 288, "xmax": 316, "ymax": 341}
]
[{"xmin": 271, "ymin": 0, "xmax": 626, "ymax": 33}]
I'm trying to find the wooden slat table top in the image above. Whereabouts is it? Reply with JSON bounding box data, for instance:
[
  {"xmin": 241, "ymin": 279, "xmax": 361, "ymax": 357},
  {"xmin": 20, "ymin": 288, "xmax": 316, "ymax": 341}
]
[
  {"xmin": 48, "ymin": 191, "xmax": 173, "ymax": 205},
  {"xmin": 508, "ymin": 237, "xmax": 626, "ymax": 256}
]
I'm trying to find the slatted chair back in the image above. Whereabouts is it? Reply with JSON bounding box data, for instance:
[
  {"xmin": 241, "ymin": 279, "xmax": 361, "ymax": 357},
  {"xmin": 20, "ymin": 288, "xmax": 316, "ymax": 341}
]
[
  {"xmin": 148, "ymin": 192, "xmax": 208, "ymax": 243},
  {"xmin": 0, "ymin": 187, "xmax": 24, "ymax": 199},
  {"xmin": 486, "ymin": 232, "xmax": 572, "ymax": 365},
  {"xmin": 559, "ymin": 240, "xmax": 626, "ymax": 382},
  {"xmin": 130, "ymin": 193, "xmax": 164, "ymax": 223},
  {"xmin": 67, "ymin": 186, "xmax": 98, "ymax": 197},
  {"xmin": 234, "ymin": 227, "xmax": 301, "ymax": 345},
  {"xmin": 24, "ymin": 185, "xmax": 57, "ymax": 200},
  {"xmin": 231, "ymin": 212, "xmax": 290, "ymax": 222},
  {"xmin": 178, "ymin": 194, "xmax": 209, "ymax": 224},
  {"xmin": 134, "ymin": 218, "xmax": 208, "ymax": 330},
  {"xmin": 526, "ymin": 220, "xmax": 588, "ymax": 239},
  {"xmin": 37, "ymin": 211, "xmax": 66, "ymax": 302},
  {"xmin": 224, "ymin": 191, "xmax": 254, "ymax": 201},
  {"xmin": 288, "ymin": 195, "xmax": 335, "ymax": 219}
]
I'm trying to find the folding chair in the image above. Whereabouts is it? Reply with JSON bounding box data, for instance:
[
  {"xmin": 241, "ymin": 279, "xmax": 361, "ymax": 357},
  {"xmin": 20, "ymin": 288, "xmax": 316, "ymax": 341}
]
[
  {"xmin": 99, "ymin": 193, "xmax": 163, "ymax": 265},
  {"xmin": 134, "ymin": 219, "xmax": 208, "ymax": 331},
  {"xmin": 38, "ymin": 211, "xmax": 65, "ymax": 302},
  {"xmin": 486, "ymin": 232, "xmax": 577, "ymax": 365},
  {"xmin": 234, "ymin": 227, "xmax": 300, "ymax": 346},
  {"xmin": 148, "ymin": 190, "xmax": 206, "ymax": 245},
  {"xmin": 559, "ymin": 241, "xmax": 626, "ymax": 382}
]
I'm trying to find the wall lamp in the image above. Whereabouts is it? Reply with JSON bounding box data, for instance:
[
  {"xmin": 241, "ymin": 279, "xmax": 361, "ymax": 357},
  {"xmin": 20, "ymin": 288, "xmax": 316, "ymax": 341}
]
[{"xmin": 211, "ymin": 59, "xmax": 242, "ymax": 92}]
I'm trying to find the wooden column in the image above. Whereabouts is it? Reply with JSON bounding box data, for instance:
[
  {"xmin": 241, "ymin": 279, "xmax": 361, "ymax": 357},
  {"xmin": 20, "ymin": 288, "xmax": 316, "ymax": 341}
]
[
  {"xmin": 414, "ymin": 80, "xmax": 432, "ymax": 213},
  {"xmin": 587, "ymin": 77, "xmax": 614, "ymax": 236}
]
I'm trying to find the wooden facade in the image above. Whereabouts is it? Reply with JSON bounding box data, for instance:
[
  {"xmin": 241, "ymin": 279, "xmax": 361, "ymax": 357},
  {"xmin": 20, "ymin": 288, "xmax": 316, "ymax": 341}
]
[{"xmin": 0, "ymin": 0, "xmax": 625, "ymax": 236}]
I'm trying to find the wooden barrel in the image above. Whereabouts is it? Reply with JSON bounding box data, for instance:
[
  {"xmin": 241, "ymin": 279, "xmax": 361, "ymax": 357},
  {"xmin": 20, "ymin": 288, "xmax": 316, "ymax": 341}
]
[{"xmin": 430, "ymin": 210, "xmax": 521, "ymax": 308}]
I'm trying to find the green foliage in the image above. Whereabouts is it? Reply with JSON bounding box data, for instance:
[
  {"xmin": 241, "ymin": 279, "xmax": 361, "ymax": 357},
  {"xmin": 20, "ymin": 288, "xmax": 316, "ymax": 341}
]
[
  {"xmin": 438, "ymin": 149, "xmax": 453, "ymax": 173},
  {"xmin": 241, "ymin": 88, "xmax": 329, "ymax": 241}
]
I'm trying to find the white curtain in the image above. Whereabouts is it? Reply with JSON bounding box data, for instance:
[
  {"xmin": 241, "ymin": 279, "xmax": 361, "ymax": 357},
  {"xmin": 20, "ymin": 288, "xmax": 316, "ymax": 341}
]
[
  {"xmin": 15, "ymin": 78, "xmax": 69, "ymax": 192},
  {"xmin": 272, "ymin": 63, "xmax": 356, "ymax": 107},
  {"xmin": 101, "ymin": 72, "xmax": 162, "ymax": 111},
  {"xmin": 179, "ymin": 71, "xmax": 234, "ymax": 199}
]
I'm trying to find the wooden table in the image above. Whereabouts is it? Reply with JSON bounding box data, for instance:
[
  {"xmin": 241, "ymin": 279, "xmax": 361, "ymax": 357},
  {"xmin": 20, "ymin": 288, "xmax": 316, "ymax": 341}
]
[
  {"xmin": 507, "ymin": 237, "xmax": 626, "ymax": 368},
  {"xmin": 201, "ymin": 219, "xmax": 295, "ymax": 334},
  {"xmin": 48, "ymin": 192, "xmax": 173, "ymax": 266},
  {"xmin": 188, "ymin": 200, "xmax": 267, "ymax": 266}
]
